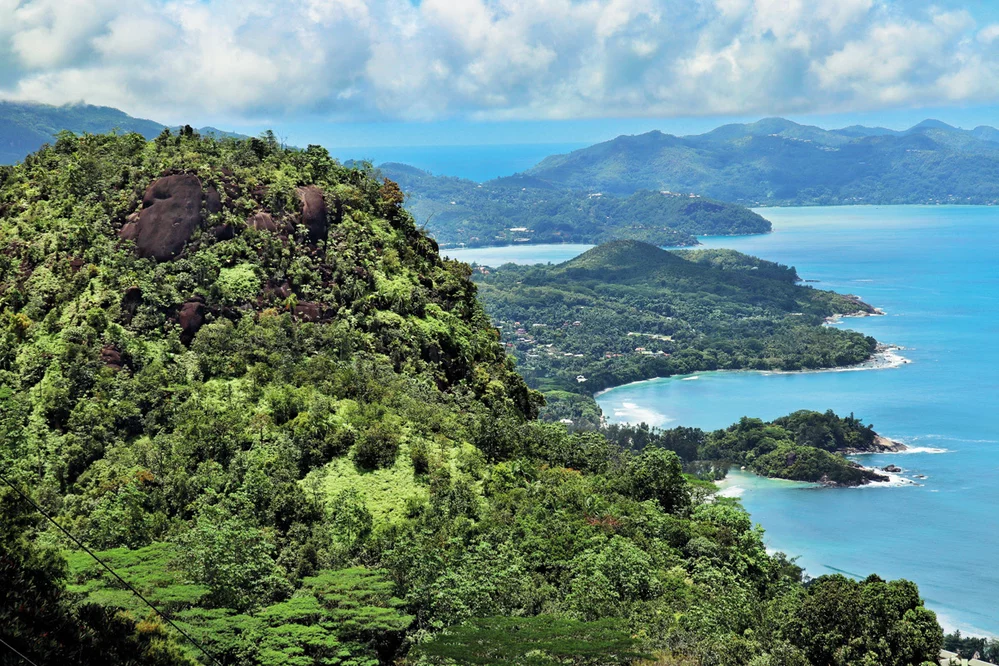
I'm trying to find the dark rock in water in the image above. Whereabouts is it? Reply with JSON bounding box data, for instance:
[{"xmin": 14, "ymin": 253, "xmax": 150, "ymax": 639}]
[
  {"xmin": 248, "ymin": 211, "xmax": 277, "ymax": 232},
  {"xmin": 179, "ymin": 298, "xmax": 207, "ymax": 344},
  {"xmin": 294, "ymin": 301, "xmax": 321, "ymax": 322},
  {"xmin": 120, "ymin": 286, "xmax": 143, "ymax": 323},
  {"xmin": 205, "ymin": 185, "xmax": 222, "ymax": 216},
  {"xmin": 297, "ymin": 185, "xmax": 328, "ymax": 244},
  {"xmin": 883, "ymin": 464, "xmax": 902, "ymax": 473},
  {"xmin": 125, "ymin": 174, "xmax": 205, "ymax": 261},
  {"xmin": 100, "ymin": 345, "xmax": 122, "ymax": 369}
]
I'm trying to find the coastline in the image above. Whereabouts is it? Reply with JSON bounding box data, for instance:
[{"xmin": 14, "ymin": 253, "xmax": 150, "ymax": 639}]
[{"xmin": 594, "ymin": 343, "xmax": 911, "ymax": 399}]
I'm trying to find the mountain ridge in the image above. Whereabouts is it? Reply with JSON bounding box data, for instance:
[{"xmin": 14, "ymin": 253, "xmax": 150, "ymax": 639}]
[
  {"xmin": 524, "ymin": 117, "xmax": 999, "ymax": 204},
  {"xmin": 0, "ymin": 100, "xmax": 247, "ymax": 164}
]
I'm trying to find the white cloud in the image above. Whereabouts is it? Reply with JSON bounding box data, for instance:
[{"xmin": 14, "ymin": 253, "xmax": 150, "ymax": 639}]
[{"xmin": 0, "ymin": 0, "xmax": 997, "ymax": 123}]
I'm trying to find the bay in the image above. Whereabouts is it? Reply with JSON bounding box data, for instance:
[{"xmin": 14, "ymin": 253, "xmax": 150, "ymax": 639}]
[{"xmin": 451, "ymin": 206, "xmax": 999, "ymax": 635}]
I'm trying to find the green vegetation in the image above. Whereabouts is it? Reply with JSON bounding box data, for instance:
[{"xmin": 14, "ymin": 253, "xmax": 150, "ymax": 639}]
[
  {"xmin": 943, "ymin": 630, "xmax": 999, "ymax": 662},
  {"xmin": 0, "ymin": 132, "xmax": 942, "ymax": 665},
  {"xmin": 0, "ymin": 101, "xmax": 245, "ymax": 166},
  {"xmin": 473, "ymin": 241, "xmax": 876, "ymax": 426},
  {"xmin": 378, "ymin": 163, "xmax": 770, "ymax": 248},
  {"xmin": 604, "ymin": 410, "xmax": 887, "ymax": 485},
  {"xmin": 521, "ymin": 117, "xmax": 999, "ymax": 205}
]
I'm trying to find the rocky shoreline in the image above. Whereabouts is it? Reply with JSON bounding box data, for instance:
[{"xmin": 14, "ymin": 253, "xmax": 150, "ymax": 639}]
[
  {"xmin": 839, "ymin": 434, "xmax": 909, "ymax": 455},
  {"xmin": 824, "ymin": 306, "xmax": 887, "ymax": 324}
]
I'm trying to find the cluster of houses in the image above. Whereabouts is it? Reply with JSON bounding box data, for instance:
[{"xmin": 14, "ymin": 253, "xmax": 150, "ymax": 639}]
[{"xmin": 494, "ymin": 319, "xmax": 673, "ymax": 366}]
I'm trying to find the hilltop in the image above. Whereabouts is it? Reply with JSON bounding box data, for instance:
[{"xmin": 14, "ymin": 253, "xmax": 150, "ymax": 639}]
[
  {"xmin": 0, "ymin": 100, "xmax": 245, "ymax": 165},
  {"xmin": 378, "ymin": 162, "xmax": 770, "ymax": 248},
  {"xmin": 474, "ymin": 240, "xmax": 877, "ymax": 419},
  {"xmin": 522, "ymin": 117, "xmax": 999, "ymax": 204},
  {"xmin": 0, "ymin": 133, "xmax": 942, "ymax": 665}
]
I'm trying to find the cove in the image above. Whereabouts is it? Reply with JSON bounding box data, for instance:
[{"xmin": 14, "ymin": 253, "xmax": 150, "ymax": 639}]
[{"xmin": 453, "ymin": 206, "xmax": 999, "ymax": 635}]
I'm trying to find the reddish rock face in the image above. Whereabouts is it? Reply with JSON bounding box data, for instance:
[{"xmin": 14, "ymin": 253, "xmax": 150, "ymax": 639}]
[
  {"xmin": 296, "ymin": 186, "xmax": 328, "ymax": 244},
  {"xmin": 248, "ymin": 211, "xmax": 277, "ymax": 232},
  {"xmin": 121, "ymin": 286, "xmax": 143, "ymax": 324},
  {"xmin": 294, "ymin": 301, "xmax": 321, "ymax": 322},
  {"xmin": 125, "ymin": 174, "xmax": 205, "ymax": 261},
  {"xmin": 205, "ymin": 185, "xmax": 222, "ymax": 216},
  {"xmin": 100, "ymin": 345, "xmax": 122, "ymax": 369},
  {"xmin": 211, "ymin": 224, "xmax": 235, "ymax": 241},
  {"xmin": 179, "ymin": 299, "xmax": 207, "ymax": 344}
]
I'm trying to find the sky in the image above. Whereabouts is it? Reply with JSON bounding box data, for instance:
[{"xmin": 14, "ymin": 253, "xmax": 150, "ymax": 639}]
[{"xmin": 3, "ymin": 0, "xmax": 999, "ymax": 146}]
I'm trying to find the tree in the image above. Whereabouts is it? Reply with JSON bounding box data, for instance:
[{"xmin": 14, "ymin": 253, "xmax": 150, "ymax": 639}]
[
  {"xmin": 413, "ymin": 615, "xmax": 646, "ymax": 666},
  {"xmin": 0, "ymin": 489, "xmax": 195, "ymax": 665},
  {"xmin": 627, "ymin": 447, "xmax": 690, "ymax": 514}
]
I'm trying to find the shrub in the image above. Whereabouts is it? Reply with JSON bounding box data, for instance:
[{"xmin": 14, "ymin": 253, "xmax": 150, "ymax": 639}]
[{"xmin": 352, "ymin": 422, "xmax": 401, "ymax": 470}]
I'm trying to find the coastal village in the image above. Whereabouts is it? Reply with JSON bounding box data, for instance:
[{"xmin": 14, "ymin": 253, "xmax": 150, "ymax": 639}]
[{"xmin": 493, "ymin": 317, "xmax": 675, "ymax": 378}]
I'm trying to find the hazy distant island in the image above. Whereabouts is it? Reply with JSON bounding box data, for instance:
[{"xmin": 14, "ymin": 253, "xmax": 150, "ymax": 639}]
[
  {"xmin": 518, "ymin": 117, "xmax": 999, "ymax": 205},
  {"xmin": 377, "ymin": 162, "xmax": 771, "ymax": 248}
]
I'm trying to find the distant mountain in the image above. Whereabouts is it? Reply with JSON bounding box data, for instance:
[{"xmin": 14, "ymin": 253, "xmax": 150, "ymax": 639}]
[
  {"xmin": 378, "ymin": 162, "xmax": 771, "ymax": 249},
  {"xmin": 0, "ymin": 101, "xmax": 246, "ymax": 164},
  {"xmin": 523, "ymin": 118, "xmax": 999, "ymax": 205}
]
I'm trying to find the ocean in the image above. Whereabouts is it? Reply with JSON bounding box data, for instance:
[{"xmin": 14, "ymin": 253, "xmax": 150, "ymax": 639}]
[
  {"xmin": 449, "ymin": 205, "xmax": 999, "ymax": 636},
  {"xmin": 328, "ymin": 143, "xmax": 587, "ymax": 182}
]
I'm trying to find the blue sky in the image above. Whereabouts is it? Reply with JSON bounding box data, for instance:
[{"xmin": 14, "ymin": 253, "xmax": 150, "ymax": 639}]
[{"xmin": 3, "ymin": 0, "xmax": 999, "ymax": 147}]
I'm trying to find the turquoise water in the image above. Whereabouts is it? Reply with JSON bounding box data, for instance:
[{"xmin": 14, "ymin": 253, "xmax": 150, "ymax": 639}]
[
  {"xmin": 445, "ymin": 243, "xmax": 595, "ymax": 266},
  {"xmin": 455, "ymin": 206, "xmax": 999, "ymax": 635}
]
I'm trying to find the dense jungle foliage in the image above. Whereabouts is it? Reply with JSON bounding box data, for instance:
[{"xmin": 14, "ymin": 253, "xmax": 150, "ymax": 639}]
[
  {"xmin": 603, "ymin": 410, "xmax": 887, "ymax": 486},
  {"xmin": 377, "ymin": 163, "xmax": 770, "ymax": 249},
  {"xmin": 473, "ymin": 241, "xmax": 877, "ymax": 426},
  {"xmin": 0, "ymin": 132, "xmax": 941, "ymax": 666}
]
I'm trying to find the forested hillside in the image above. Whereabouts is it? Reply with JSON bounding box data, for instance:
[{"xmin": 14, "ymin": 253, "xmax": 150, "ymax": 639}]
[
  {"xmin": 0, "ymin": 101, "xmax": 242, "ymax": 166},
  {"xmin": 603, "ymin": 410, "xmax": 891, "ymax": 486},
  {"xmin": 379, "ymin": 162, "xmax": 770, "ymax": 248},
  {"xmin": 522, "ymin": 117, "xmax": 999, "ymax": 204},
  {"xmin": 474, "ymin": 242, "xmax": 878, "ymax": 426},
  {"xmin": 1, "ymin": 132, "xmax": 942, "ymax": 665}
]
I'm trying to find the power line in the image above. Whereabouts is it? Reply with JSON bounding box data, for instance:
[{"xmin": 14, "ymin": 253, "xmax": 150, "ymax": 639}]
[
  {"xmin": 0, "ymin": 636, "xmax": 40, "ymax": 666},
  {"xmin": 0, "ymin": 472, "xmax": 223, "ymax": 666}
]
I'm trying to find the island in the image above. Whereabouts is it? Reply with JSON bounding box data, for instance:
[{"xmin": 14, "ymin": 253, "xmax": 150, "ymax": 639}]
[
  {"xmin": 377, "ymin": 162, "xmax": 771, "ymax": 248},
  {"xmin": 473, "ymin": 240, "xmax": 882, "ymax": 426}
]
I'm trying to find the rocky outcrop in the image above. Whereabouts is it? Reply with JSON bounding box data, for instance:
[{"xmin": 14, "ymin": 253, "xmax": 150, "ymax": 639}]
[
  {"xmin": 120, "ymin": 286, "xmax": 143, "ymax": 324},
  {"xmin": 883, "ymin": 464, "xmax": 902, "ymax": 473},
  {"xmin": 100, "ymin": 345, "xmax": 122, "ymax": 369},
  {"xmin": 297, "ymin": 185, "xmax": 328, "ymax": 244},
  {"xmin": 178, "ymin": 298, "xmax": 207, "ymax": 345},
  {"xmin": 839, "ymin": 435, "xmax": 908, "ymax": 455},
  {"xmin": 121, "ymin": 174, "xmax": 205, "ymax": 261},
  {"xmin": 248, "ymin": 211, "xmax": 277, "ymax": 232},
  {"xmin": 293, "ymin": 301, "xmax": 321, "ymax": 322},
  {"xmin": 211, "ymin": 223, "xmax": 235, "ymax": 241},
  {"xmin": 205, "ymin": 185, "xmax": 222, "ymax": 216}
]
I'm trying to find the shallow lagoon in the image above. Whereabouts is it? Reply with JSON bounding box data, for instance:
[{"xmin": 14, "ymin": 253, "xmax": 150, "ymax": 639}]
[{"xmin": 452, "ymin": 206, "xmax": 999, "ymax": 634}]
